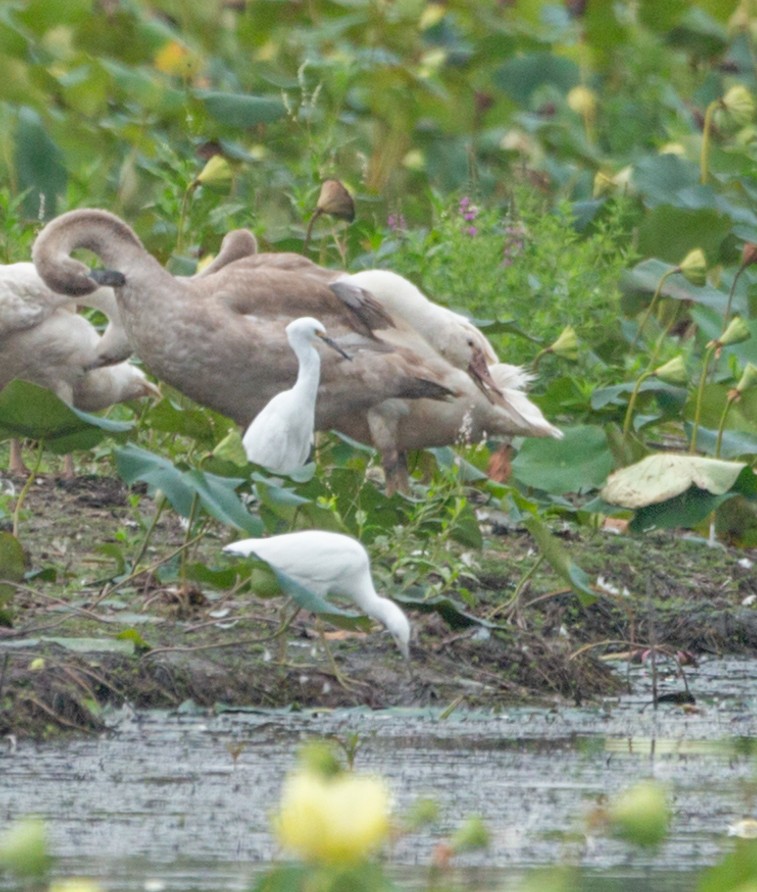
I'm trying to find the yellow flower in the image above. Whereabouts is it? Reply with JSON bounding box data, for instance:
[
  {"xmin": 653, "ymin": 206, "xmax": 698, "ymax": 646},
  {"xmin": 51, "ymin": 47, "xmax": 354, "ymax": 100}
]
[
  {"xmin": 274, "ymin": 770, "xmax": 391, "ymax": 864},
  {"xmin": 154, "ymin": 41, "xmax": 201, "ymax": 78},
  {"xmin": 567, "ymin": 86, "xmax": 598, "ymax": 119},
  {"xmin": 608, "ymin": 780, "xmax": 669, "ymax": 848}
]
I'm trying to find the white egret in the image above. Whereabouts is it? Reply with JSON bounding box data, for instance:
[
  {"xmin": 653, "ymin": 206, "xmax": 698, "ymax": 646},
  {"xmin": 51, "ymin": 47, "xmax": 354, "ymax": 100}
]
[
  {"xmin": 223, "ymin": 530, "xmax": 411, "ymax": 658},
  {"xmin": 243, "ymin": 317, "xmax": 351, "ymax": 474}
]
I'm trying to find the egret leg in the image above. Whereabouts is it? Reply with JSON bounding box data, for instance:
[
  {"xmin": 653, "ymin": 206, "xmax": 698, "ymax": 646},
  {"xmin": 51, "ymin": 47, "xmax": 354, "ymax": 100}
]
[{"xmin": 316, "ymin": 618, "xmax": 369, "ymax": 693}]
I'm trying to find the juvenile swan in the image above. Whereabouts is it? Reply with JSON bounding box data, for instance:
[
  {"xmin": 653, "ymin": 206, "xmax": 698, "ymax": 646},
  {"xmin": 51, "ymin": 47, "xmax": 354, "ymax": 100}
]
[
  {"xmin": 1, "ymin": 261, "xmax": 158, "ymax": 473},
  {"xmin": 223, "ymin": 530, "xmax": 411, "ymax": 658},
  {"xmin": 243, "ymin": 316, "xmax": 350, "ymax": 474},
  {"xmin": 31, "ymin": 210, "xmax": 453, "ymax": 458}
]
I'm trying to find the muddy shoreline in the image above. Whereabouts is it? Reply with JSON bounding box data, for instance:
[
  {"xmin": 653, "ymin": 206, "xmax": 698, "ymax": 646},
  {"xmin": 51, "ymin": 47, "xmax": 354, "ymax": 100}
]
[{"xmin": 1, "ymin": 473, "xmax": 755, "ymax": 737}]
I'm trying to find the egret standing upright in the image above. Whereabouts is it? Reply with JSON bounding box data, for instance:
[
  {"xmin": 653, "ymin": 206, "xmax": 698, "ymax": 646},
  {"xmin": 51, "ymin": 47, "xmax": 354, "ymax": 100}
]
[{"xmin": 242, "ymin": 316, "xmax": 349, "ymax": 474}]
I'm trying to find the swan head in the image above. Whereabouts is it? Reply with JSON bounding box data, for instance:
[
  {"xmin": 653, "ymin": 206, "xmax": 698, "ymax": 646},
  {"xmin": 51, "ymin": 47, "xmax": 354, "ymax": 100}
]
[
  {"xmin": 32, "ymin": 209, "xmax": 144, "ymax": 297},
  {"xmin": 466, "ymin": 339, "xmax": 507, "ymax": 404}
]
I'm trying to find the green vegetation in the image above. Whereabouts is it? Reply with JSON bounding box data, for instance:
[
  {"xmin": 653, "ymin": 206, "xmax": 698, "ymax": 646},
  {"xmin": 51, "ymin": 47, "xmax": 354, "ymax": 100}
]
[{"xmin": 1, "ymin": 2, "xmax": 756, "ymax": 644}]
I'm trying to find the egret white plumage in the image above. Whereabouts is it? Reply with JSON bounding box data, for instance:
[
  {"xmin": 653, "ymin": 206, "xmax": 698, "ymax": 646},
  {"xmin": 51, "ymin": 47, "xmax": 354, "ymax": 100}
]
[
  {"xmin": 242, "ymin": 316, "xmax": 350, "ymax": 474},
  {"xmin": 223, "ymin": 530, "xmax": 411, "ymax": 658}
]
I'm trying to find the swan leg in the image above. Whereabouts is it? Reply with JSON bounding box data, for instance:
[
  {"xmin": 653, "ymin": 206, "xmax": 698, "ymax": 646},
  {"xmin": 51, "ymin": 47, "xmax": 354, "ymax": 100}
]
[
  {"xmin": 8, "ymin": 439, "xmax": 29, "ymax": 476},
  {"xmin": 61, "ymin": 453, "xmax": 76, "ymax": 479},
  {"xmin": 367, "ymin": 402, "xmax": 410, "ymax": 496}
]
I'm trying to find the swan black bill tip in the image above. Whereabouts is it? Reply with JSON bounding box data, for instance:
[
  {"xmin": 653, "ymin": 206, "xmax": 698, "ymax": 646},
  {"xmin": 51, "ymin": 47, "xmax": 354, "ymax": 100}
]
[{"xmin": 89, "ymin": 268, "xmax": 126, "ymax": 288}]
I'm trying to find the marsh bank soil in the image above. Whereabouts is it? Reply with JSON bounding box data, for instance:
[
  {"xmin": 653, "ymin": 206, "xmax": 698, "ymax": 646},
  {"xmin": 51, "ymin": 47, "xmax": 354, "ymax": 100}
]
[{"xmin": 1, "ymin": 473, "xmax": 756, "ymax": 737}]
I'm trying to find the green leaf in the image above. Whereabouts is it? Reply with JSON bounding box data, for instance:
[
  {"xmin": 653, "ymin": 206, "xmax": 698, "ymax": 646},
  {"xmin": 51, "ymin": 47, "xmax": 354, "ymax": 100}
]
[
  {"xmin": 115, "ymin": 443, "xmax": 194, "ymax": 516},
  {"xmin": 0, "ymin": 380, "xmax": 133, "ymax": 452},
  {"xmin": 39, "ymin": 636, "xmax": 135, "ymax": 655},
  {"xmin": 0, "ymin": 532, "xmax": 24, "ymax": 626},
  {"xmin": 115, "ymin": 628, "xmax": 151, "ymax": 652},
  {"xmin": 493, "ymin": 52, "xmax": 579, "ymax": 105},
  {"xmin": 14, "ymin": 106, "xmax": 67, "ymax": 218},
  {"xmin": 631, "ymin": 153, "xmax": 700, "ymax": 207},
  {"xmin": 697, "ymin": 838, "xmax": 757, "ymax": 892},
  {"xmin": 621, "ymin": 258, "xmax": 729, "ymax": 312},
  {"xmin": 601, "ymin": 454, "xmax": 749, "ymax": 508},
  {"xmin": 629, "ymin": 487, "xmax": 734, "ymax": 533},
  {"xmin": 523, "ymin": 514, "xmax": 596, "ymax": 606},
  {"xmin": 511, "ymin": 426, "xmax": 615, "ymax": 495},
  {"xmin": 197, "ymin": 91, "xmax": 286, "ymax": 127},
  {"xmin": 115, "ymin": 444, "xmax": 262, "ymax": 534},
  {"xmin": 636, "ymin": 206, "xmax": 732, "ymax": 267},
  {"xmin": 183, "ymin": 468, "xmax": 263, "ymax": 535}
]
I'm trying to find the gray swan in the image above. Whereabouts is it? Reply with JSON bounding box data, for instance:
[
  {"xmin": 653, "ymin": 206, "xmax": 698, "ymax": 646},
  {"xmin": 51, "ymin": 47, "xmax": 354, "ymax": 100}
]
[
  {"xmin": 0, "ymin": 262, "xmax": 158, "ymax": 474},
  {"xmin": 32, "ymin": 209, "xmax": 455, "ymax": 487}
]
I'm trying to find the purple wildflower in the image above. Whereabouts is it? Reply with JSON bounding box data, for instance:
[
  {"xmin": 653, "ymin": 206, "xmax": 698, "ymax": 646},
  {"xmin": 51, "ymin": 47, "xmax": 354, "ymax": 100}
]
[
  {"xmin": 502, "ymin": 221, "xmax": 527, "ymax": 266},
  {"xmin": 458, "ymin": 195, "xmax": 479, "ymax": 222},
  {"xmin": 387, "ymin": 212, "xmax": 407, "ymax": 232}
]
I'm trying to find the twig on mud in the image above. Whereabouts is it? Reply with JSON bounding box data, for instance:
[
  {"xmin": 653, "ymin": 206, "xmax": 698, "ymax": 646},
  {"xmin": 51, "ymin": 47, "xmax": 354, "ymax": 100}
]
[
  {"xmin": 19, "ymin": 694, "xmax": 99, "ymax": 735},
  {"xmin": 141, "ymin": 602, "xmax": 301, "ymax": 660},
  {"xmin": 485, "ymin": 555, "xmax": 545, "ymax": 623},
  {"xmin": 91, "ymin": 530, "xmax": 208, "ymax": 607}
]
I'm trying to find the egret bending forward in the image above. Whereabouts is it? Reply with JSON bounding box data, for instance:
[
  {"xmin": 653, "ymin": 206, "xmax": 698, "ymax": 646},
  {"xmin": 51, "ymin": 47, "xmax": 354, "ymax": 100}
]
[
  {"xmin": 223, "ymin": 530, "xmax": 411, "ymax": 658},
  {"xmin": 243, "ymin": 316, "xmax": 350, "ymax": 474}
]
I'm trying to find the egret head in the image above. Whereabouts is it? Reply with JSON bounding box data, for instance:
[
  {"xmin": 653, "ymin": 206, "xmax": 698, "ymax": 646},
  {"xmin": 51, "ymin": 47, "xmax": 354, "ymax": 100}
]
[
  {"xmin": 285, "ymin": 316, "xmax": 351, "ymax": 360},
  {"xmin": 383, "ymin": 601, "xmax": 411, "ymax": 659}
]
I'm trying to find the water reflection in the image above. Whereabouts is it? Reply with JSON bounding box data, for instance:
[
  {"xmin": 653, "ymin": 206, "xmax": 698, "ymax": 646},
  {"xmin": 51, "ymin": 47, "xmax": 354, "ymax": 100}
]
[{"xmin": 0, "ymin": 657, "xmax": 754, "ymax": 891}]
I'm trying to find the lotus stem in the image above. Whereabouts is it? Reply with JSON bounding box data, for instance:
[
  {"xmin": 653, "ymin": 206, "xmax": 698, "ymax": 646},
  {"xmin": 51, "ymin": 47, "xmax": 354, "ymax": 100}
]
[
  {"xmin": 12, "ymin": 441, "xmax": 44, "ymax": 538},
  {"xmin": 690, "ymin": 343, "xmax": 717, "ymax": 454},
  {"xmin": 622, "ymin": 370, "xmax": 653, "ymax": 442},
  {"xmin": 700, "ymin": 99, "xmax": 719, "ymax": 185},
  {"xmin": 714, "ymin": 395, "xmax": 735, "ymax": 458},
  {"xmin": 630, "ymin": 267, "xmax": 677, "ymax": 351}
]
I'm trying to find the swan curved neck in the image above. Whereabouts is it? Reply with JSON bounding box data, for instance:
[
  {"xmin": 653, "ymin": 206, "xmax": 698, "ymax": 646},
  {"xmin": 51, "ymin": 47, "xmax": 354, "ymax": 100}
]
[{"xmin": 32, "ymin": 209, "xmax": 150, "ymax": 297}]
